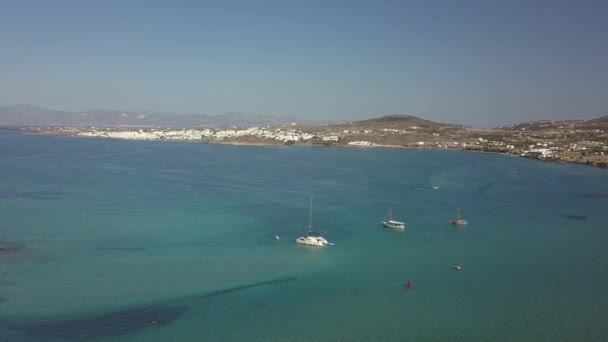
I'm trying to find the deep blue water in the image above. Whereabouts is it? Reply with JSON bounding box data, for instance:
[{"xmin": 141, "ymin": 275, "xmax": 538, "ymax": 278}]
[{"xmin": 1, "ymin": 131, "xmax": 608, "ymax": 341}]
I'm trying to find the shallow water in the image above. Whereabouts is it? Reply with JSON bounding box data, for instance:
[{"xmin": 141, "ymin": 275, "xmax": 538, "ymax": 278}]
[{"xmin": 1, "ymin": 132, "xmax": 607, "ymax": 341}]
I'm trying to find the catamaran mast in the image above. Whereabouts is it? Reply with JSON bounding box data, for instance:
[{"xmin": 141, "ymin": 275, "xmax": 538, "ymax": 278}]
[{"xmin": 308, "ymin": 195, "xmax": 313, "ymax": 233}]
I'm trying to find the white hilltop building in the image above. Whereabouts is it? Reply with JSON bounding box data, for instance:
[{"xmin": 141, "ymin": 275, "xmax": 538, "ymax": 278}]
[
  {"xmin": 322, "ymin": 135, "xmax": 339, "ymax": 142},
  {"xmin": 348, "ymin": 141, "xmax": 373, "ymax": 146}
]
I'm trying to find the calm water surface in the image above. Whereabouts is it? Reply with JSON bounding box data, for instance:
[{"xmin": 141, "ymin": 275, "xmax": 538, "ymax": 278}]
[{"xmin": 1, "ymin": 132, "xmax": 607, "ymax": 341}]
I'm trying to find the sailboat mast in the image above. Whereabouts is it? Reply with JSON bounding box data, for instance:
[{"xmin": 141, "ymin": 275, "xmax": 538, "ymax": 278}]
[{"xmin": 308, "ymin": 195, "xmax": 313, "ymax": 232}]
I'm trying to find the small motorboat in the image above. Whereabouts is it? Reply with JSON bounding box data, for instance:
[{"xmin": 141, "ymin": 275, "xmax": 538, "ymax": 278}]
[
  {"xmin": 453, "ymin": 265, "xmax": 462, "ymax": 270},
  {"xmin": 273, "ymin": 235, "xmax": 280, "ymax": 240}
]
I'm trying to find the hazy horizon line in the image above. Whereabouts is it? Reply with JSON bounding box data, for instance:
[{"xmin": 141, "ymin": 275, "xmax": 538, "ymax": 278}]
[{"xmin": 1, "ymin": 103, "xmax": 606, "ymax": 128}]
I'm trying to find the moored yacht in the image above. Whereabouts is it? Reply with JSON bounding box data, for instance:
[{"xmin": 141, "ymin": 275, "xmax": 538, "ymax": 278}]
[
  {"xmin": 296, "ymin": 196, "xmax": 331, "ymax": 247},
  {"xmin": 450, "ymin": 208, "xmax": 468, "ymax": 225},
  {"xmin": 296, "ymin": 235, "xmax": 325, "ymax": 247},
  {"xmin": 382, "ymin": 207, "xmax": 406, "ymax": 229}
]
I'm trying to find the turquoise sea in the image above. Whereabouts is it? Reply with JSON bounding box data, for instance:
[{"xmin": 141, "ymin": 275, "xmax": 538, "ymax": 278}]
[{"xmin": 1, "ymin": 131, "xmax": 608, "ymax": 341}]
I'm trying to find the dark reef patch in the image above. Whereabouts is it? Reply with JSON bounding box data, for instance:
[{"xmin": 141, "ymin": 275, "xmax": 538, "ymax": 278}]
[
  {"xmin": 11, "ymin": 304, "xmax": 187, "ymax": 340},
  {"xmin": 2, "ymin": 276, "xmax": 297, "ymax": 339},
  {"xmin": 0, "ymin": 189, "xmax": 65, "ymax": 200},
  {"xmin": 192, "ymin": 276, "xmax": 297, "ymax": 301},
  {"xmin": 475, "ymin": 181, "xmax": 499, "ymax": 195},
  {"xmin": 568, "ymin": 192, "xmax": 607, "ymax": 200},
  {"xmin": 560, "ymin": 214, "xmax": 588, "ymax": 221},
  {"xmin": 0, "ymin": 242, "xmax": 26, "ymax": 256}
]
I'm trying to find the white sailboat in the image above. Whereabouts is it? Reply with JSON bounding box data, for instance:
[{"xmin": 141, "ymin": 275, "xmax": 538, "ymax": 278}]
[
  {"xmin": 450, "ymin": 208, "xmax": 468, "ymax": 225},
  {"xmin": 296, "ymin": 196, "xmax": 331, "ymax": 247},
  {"xmin": 382, "ymin": 207, "xmax": 406, "ymax": 229}
]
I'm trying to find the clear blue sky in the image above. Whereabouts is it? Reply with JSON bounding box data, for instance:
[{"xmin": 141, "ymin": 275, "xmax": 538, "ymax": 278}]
[{"xmin": 0, "ymin": 0, "xmax": 606, "ymax": 126}]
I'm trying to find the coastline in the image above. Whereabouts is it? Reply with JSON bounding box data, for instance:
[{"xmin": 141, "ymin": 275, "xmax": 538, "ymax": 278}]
[{"xmin": 22, "ymin": 130, "xmax": 608, "ymax": 170}]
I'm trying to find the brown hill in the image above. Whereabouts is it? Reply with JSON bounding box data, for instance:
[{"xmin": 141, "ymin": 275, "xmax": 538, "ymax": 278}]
[
  {"xmin": 507, "ymin": 114, "xmax": 608, "ymax": 131},
  {"xmin": 303, "ymin": 115, "xmax": 464, "ymax": 133},
  {"xmin": 352, "ymin": 114, "xmax": 459, "ymax": 128},
  {"xmin": 588, "ymin": 115, "xmax": 608, "ymax": 125}
]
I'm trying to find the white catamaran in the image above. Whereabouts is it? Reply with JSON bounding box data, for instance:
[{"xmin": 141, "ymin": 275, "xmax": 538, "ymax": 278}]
[
  {"xmin": 382, "ymin": 207, "xmax": 406, "ymax": 229},
  {"xmin": 296, "ymin": 196, "xmax": 331, "ymax": 247}
]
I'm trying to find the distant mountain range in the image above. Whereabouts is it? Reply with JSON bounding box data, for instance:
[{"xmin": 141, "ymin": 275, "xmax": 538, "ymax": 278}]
[
  {"xmin": 0, "ymin": 105, "xmax": 310, "ymax": 128},
  {"xmin": 0, "ymin": 104, "xmax": 606, "ymax": 130}
]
